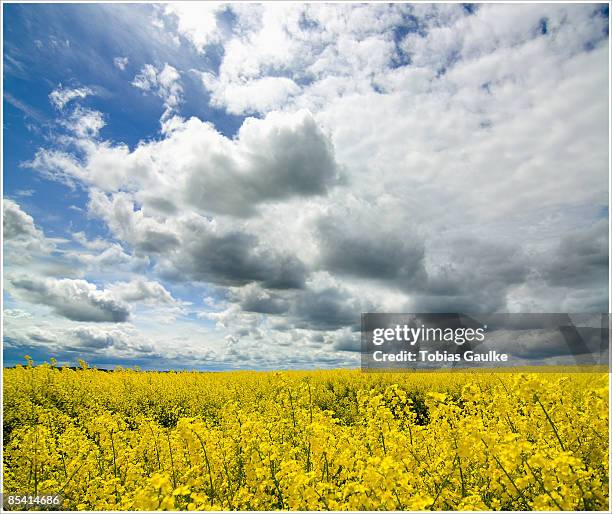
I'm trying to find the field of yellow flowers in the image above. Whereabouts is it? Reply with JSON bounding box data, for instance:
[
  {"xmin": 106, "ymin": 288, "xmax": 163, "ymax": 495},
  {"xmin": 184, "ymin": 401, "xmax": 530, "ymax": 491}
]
[{"xmin": 2, "ymin": 360, "xmax": 609, "ymax": 511}]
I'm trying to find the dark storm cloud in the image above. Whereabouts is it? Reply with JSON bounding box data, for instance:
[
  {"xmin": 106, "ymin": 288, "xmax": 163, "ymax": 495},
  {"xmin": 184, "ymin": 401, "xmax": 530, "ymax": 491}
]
[
  {"xmin": 542, "ymin": 219, "xmax": 608, "ymax": 289},
  {"xmin": 415, "ymin": 237, "xmax": 530, "ymax": 313},
  {"xmin": 89, "ymin": 189, "xmax": 310, "ymax": 290},
  {"xmin": 482, "ymin": 325, "xmax": 607, "ymax": 362},
  {"xmin": 316, "ymin": 215, "xmax": 427, "ymax": 287},
  {"xmin": 332, "ymin": 331, "xmax": 361, "ymax": 352},
  {"xmin": 290, "ymin": 287, "xmax": 370, "ymax": 331},
  {"xmin": 230, "ymin": 285, "xmax": 290, "ymax": 315},
  {"xmin": 223, "ymin": 232, "xmax": 535, "ymax": 336},
  {"xmin": 313, "ymin": 215, "xmax": 531, "ymax": 316},
  {"xmin": 136, "ymin": 230, "xmax": 181, "ymax": 254},
  {"xmin": 167, "ymin": 225, "xmax": 308, "ymax": 289},
  {"xmin": 183, "ymin": 111, "xmax": 341, "ymax": 217},
  {"xmin": 8, "ymin": 275, "xmax": 131, "ymax": 322}
]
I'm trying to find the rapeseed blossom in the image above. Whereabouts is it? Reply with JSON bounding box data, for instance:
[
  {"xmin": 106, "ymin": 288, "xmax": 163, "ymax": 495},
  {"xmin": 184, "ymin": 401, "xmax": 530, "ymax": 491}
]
[{"xmin": 3, "ymin": 363, "xmax": 608, "ymax": 510}]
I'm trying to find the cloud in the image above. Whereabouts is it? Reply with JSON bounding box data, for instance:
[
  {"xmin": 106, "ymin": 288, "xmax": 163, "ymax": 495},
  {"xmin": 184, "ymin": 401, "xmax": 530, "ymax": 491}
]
[
  {"xmin": 67, "ymin": 242, "xmax": 149, "ymax": 272},
  {"xmin": 26, "ymin": 149, "xmax": 85, "ymax": 190},
  {"xmin": 331, "ymin": 328, "xmax": 361, "ymax": 352},
  {"xmin": 14, "ymin": 189, "xmax": 35, "ymax": 198},
  {"xmin": 3, "ymin": 199, "xmax": 43, "ymax": 240},
  {"xmin": 132, "ymin": 63, "xmax": 183, "ymax": 120},
  {"xmin": 68, "ymin": 326, "xmax": 158, "ymax": 356},
  {"xmin": 32, "ymin": 110, "xmax": 340, "ymax": 217},
  {"xmin": 4, "ymin": 309, "xmax": 33, "ymax": 320},
  {"xmin": 415, "ymin": 237, "xmax": 530, "ymax": 313},
  {"xmin": 8, "ymin": 275, "xmax": 131, "ymax": 322},
  {"xmin": 110, "ymin": 278, "xmax": 176, "ymax": 305},
  {"xmin": 87, "ymin": 191, "xmax": 181, "ymax": 253},
  {"xmin": 4, "ymin": 322, "xmax": 160, "ymax": 362},
  {"xmin": 113, "ymin": 56, "xmax": 129, "ymax": 70},
  {"xmin": 61, "ymin": 106, "xmax": 105, "ymax": 137},
  {"xmin": 5, "ymin": 3, "xmax": 609, "ymax": 368},
  {"xmin": 290, "ymin": 285, "xmax": 368, "ymax": 331},
  {"xmin": 72, "ymin": 231, "xmax": 113, "ymax": 251},
  {"xmin": 315, "ymin": 209, "xmax": 426, "ymax": 288},
  {"xmin": 3, "ymin": 199, "xmax": 53, "ymax": 254},
  {"xmin": 229, "ymin": 284, "xmax": 289, "ymax": 315},
  {"xmin": 199, "ymin": 74, "xmax": 301, "ymax": 115},
  {"xmin": 183, "ymin": 3, "xmax": 405, "ymax": 115},
  {"xmin": 4, "ymin": 93, "xmax": 48, "ymax": 124},
  {"xmin": 178, "ymin": 110, "xmax": 340, "ymax": 216},
  {"xmin": 49, "ymin": 84, "xmax": 93, "ymax": 109},
  {"xmin": 164, "ymin": 2, "xmax": 226, "ymax": 52},
  {"xmin": 87, "ymin": 191, "xmax": 308, "ymax": 289},
  {"xmin": 542, "ymin": 219, "xmax": 609, "ymax": 289},
  {"xmin": 160, "ymin": 216, "xmax": 308, "ymax": 289}
]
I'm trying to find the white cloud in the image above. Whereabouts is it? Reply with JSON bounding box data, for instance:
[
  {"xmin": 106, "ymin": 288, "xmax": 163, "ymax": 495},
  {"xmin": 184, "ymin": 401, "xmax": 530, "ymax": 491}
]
[
  {"xmin": 49, "ymin": 84, "xmax": 93, "ymax": 109},
  {"xmin": 67, "ymin": 242, "xmax": 149, "ymax": 272},
  {"xmin": 185, "ymin": 3, "xmax": 405, "ymax": 115},
  {"xmin": 3, "ymin": 309, "xmax": 33, "ymax": 320},
  {"xmin": 62, "ymin": 106, "xmax": 105, "ymax": 137},
  {"xmin": 132, "ymin": 63, "xmax": 183, "ymax": 120},
  {"xmin": 164, "ymin": 2, "xmax": 226, "ymax": 52},
  {"xmin": 3, "ymin": 199, "xmax": 54, "ymax": 255},
  {"xmin": 73, "ymin": 231, "xmax": 111, "ymax": 251},
  {"xmin": 113, "ymin": 56, "xmax": 129, "ymax": 70},
  {"xmin": 31, "ymin": 109, "xmax": 340, "ymax": 217},
  {"xmin": 11, "ymin": 3, "xmax": 609, "ymax": 367},
  {"xmin": 199, "ymin": 74, "xmax": 301, "ymax": 115},
  {"xmin": 110, "ymin": 278, "xmax": 176, "ymax": 305}
]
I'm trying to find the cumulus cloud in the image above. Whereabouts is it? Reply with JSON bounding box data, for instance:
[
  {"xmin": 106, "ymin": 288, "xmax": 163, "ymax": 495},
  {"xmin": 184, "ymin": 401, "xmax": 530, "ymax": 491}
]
[
  {"xmin": 160, "ymin": 216, "xmax": 308, "ymax": 289},
  {"xmin": 331, "ymin": 328, "xmax": 361, "ymax": 352},
  {"xmin": 184, "ymin": 3, "xmax": 405, "ymax": 115},
  {"xmin": 8, "ymin": 275, "xmax": 131, "ymax": 322},
  {"xmin": 67, "ymin": 242, "xmax": 149, "ymax": 272},
  {"xmin": 316, "ymin": 210, "xmax": 426, "ymax": 288},
  {"xmin": 110, "ymin": 278, "xmax": 176, "ymax": 305},
  {"xmin": 49, "ymin": 84, "xmax": 93, "ymax": 109},
  {"xmin": 542, "ymin": 219, "xmax": 609, "ymax": 290},
  {"xmin": 69, "ymin": 326, "xmax": 157, "ymax": 356},
  {"xmin": 132, "ymin": 63, "xmax": 183, "ymax": 120},
  {"xmin": 32, "ymin": 110, "xmax": 340, "ymax": 217},
  {"xmin": 416, "ymin": 238, "xmax": 530, "ymax": 313},
  {"xmin": 3, "ymin": 199, "xmax": 53, "ymax": 254},
  {"xmin": 179, "ymin": 110, "xmax": 340, "ymax": 216},
  {"xmin": 290, "ymin": 285, "xmax": 370, "ymax": 331},
  {"xmin": 199, "ymin": 74, "xmax": 301, "ymax": 115},
  {"xmin": 87, "ymin": 191, "xmax": 181, "ymax": 253},
  {"xmin": 61, "ymin": 106, "xmax": 105, "ymax": 137},
  {"xmin": 228, "ymin": 284, "xmax": 290, "ymax": 315},
  {"xmin": 87, "ymin": 190, "xmax": 308, "ymax": 289},
  {"xmin": 164, "ymin": 2, "xmax": 226, "ymax": 52},
  {"xmin": 4, "ymin": 322, "xmax": 161, "ymax": 362},
  {"xmin": 7, "ymin": 3, "xmax": 609, "ymax": 368},
  {"xmin": 4, "ymin": 199, "xmax": 43, "ymax": 240}
]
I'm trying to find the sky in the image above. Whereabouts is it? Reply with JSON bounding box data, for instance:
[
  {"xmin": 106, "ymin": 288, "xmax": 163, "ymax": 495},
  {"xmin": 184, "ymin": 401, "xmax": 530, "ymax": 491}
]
[{"xmin": 2, "ymin": 2, "xmax": 609, "ymax": 370}]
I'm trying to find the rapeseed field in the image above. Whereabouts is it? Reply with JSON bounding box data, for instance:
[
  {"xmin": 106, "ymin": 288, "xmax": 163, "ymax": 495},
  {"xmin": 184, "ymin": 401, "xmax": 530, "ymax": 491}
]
[{"xmin": 2, "ymin": 361, "xmax": 609, "ymax": 510}]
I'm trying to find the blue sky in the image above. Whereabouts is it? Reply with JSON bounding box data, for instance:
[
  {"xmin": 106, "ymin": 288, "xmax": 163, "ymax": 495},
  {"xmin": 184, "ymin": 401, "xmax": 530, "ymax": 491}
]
[{"xmin": 2, "ymin": 3, "xmax": 609, "ymax": 369}]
